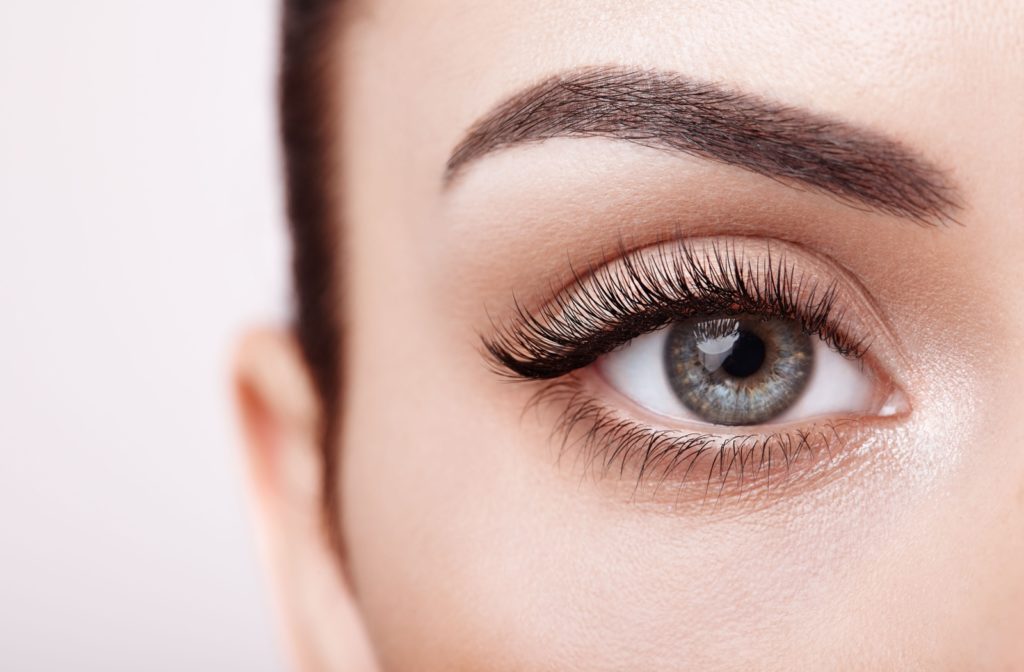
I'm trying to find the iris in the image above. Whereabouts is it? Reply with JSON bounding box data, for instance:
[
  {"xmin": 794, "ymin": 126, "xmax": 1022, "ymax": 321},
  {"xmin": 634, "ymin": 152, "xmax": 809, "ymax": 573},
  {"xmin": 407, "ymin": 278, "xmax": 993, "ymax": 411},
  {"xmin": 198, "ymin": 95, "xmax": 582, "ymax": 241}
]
[{"xmin": 663, "ymin": 316, "xmax": 814, "ymax": 425}]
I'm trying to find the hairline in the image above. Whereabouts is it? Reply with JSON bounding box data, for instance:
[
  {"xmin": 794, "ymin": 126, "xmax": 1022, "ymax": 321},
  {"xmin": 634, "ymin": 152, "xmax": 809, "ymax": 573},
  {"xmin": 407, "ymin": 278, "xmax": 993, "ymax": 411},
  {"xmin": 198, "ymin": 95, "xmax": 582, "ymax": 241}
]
[{"xmin": 280, "ymin": 0, "xmax": 347, "ymax": 556}]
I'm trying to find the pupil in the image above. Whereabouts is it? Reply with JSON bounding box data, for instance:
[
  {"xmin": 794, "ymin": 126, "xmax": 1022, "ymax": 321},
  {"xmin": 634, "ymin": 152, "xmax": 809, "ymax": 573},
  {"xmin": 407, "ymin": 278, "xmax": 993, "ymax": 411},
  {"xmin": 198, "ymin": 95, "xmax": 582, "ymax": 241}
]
[{"xmin": 720, "ymin": 330, "xmax": 765, "ymax": 378}]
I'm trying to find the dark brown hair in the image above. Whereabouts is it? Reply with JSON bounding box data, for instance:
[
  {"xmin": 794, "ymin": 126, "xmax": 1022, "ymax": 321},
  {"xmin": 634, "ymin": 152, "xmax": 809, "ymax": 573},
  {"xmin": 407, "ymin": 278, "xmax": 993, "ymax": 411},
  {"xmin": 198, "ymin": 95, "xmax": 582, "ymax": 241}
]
[{"xmin": 279, "ymin": 0, "xmax": 345, "ymax": 542}]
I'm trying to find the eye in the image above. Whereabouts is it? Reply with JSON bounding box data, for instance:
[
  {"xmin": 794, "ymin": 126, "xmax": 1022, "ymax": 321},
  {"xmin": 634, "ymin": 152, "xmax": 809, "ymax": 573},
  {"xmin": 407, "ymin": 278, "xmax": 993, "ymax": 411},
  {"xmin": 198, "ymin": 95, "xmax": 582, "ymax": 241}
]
[
  {"xmin": 598, "ymin": 315, "xmax": 877, "ymax": 426},
  {"xmin": 484, "ymin": 238, "xmax": 911, "ymax": 498}
]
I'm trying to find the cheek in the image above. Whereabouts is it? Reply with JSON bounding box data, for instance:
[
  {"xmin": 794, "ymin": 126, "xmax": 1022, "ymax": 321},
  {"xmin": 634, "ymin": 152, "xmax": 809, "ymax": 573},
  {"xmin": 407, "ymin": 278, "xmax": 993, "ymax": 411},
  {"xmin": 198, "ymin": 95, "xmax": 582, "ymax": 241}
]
[{"xmin": 337, "ymin": 279, "xmax": 1023, "ymax": 671}]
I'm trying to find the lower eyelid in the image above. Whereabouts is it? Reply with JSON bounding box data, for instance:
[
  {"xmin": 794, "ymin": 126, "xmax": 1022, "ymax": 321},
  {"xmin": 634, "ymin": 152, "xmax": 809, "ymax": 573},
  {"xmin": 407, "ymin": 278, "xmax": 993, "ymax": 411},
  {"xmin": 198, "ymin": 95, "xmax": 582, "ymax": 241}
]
[{"xmin": 529, "ymin": 371, "xmax": 906, "ymax": 510}]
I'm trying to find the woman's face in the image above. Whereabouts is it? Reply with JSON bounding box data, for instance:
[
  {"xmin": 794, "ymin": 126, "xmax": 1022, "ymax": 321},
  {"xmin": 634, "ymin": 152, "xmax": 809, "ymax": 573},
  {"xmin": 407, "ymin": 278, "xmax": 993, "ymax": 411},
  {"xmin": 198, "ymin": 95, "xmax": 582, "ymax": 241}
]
[{"xmin": 242, "ymin": 1, "xmax": 1024, "ymax": 669}]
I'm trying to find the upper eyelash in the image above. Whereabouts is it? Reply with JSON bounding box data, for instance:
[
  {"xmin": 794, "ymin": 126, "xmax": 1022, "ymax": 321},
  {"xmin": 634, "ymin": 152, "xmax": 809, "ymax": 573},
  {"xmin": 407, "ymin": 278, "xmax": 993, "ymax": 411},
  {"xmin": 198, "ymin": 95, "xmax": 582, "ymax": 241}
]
[{"xmin": 484, "ymin": 239, "xmax": 870, "ymax": 380}]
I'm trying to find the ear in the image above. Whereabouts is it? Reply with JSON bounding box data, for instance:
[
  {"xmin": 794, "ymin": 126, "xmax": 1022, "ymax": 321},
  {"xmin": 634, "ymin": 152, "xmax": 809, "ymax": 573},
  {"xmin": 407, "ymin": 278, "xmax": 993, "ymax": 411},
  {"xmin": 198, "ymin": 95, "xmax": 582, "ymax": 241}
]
[{"xmin": 234, "ymin": 330, "xmax": 378, "ymax": 672}]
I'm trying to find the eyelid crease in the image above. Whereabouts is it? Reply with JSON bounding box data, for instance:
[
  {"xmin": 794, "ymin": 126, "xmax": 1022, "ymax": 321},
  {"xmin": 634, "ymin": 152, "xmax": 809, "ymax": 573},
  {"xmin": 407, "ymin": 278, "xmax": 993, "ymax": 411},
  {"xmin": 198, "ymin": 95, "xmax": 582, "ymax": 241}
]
[{"xmin": 483, "ymin": 237, "xmax": 876, "ymax": 382}]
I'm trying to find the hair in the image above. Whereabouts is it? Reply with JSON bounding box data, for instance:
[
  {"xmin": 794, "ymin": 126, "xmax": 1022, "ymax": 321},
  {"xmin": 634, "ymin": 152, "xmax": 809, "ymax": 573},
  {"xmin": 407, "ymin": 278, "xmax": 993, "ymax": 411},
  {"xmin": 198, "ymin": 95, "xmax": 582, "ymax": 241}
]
[{"xmin": 279, "ymin": 0, "xmax": 345, "ymax": 548}]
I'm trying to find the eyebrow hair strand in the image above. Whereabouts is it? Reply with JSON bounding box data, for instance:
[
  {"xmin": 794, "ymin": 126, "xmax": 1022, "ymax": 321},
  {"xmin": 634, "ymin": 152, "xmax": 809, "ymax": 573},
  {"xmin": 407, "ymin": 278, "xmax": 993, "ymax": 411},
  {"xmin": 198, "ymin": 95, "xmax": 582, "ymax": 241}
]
[{"xmin": 445, "ymin": 66, "xmax": 961, "ymax": 225}]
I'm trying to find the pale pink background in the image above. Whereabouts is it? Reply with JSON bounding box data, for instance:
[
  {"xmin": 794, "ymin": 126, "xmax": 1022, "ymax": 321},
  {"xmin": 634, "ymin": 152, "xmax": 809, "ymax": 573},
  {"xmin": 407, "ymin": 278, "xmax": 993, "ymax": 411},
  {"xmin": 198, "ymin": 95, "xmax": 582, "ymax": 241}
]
[{"xmin": 0, "ymin": 1, "xmax": 289, "ymax": 669}]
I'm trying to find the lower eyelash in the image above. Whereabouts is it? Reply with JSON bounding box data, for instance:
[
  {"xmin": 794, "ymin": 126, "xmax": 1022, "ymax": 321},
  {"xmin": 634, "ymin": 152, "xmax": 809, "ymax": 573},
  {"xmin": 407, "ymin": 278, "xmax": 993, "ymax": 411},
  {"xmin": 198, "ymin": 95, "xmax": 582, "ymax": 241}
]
[{"xmin": 531, "ymin": 376, "xmax": 858, "ymax": 504}]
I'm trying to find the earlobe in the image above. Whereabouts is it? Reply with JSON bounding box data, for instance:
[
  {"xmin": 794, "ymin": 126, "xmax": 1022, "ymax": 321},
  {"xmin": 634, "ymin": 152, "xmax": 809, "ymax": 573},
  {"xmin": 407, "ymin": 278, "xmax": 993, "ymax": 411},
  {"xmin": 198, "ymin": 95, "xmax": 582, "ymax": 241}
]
[{"xmin": 233, "ymin": 329, "xmax": 379, "ymax": 672}]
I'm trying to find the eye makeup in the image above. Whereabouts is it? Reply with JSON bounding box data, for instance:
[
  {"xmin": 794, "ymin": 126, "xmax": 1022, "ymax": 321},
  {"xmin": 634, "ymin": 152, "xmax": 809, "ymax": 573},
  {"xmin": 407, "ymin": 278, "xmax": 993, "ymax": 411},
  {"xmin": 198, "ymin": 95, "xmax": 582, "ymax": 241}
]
[
  {"xmin": 485, "ymin": 238, "xmax": 872, "ymax": 379},
  {"xmin": 482, "ymin": 237, "xmax": 907, "ymax": 505}
]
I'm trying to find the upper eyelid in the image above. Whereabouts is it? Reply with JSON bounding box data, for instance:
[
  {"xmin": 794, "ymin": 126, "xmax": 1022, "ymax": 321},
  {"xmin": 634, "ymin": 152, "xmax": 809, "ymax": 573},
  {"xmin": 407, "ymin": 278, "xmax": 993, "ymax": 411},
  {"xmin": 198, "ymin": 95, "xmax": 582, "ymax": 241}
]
[{"xmin": 483, "ymin": 237, "xmax": 884, "ymax": 381}]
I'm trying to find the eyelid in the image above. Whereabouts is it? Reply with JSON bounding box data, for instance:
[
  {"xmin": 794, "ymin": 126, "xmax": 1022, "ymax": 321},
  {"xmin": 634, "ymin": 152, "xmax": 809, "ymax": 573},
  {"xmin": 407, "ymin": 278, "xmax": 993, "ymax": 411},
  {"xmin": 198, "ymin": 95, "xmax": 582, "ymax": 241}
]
[
  {"xmin": 483, "ymin": 236, "xmax": 913, "ymax": 507},
  {"xmin": 530, "ymin": 373, "xmax": 903, "ymax": 511},
  {"xmin": 484, "ymin": 236, "xmax": 908, "ymax": 395}
]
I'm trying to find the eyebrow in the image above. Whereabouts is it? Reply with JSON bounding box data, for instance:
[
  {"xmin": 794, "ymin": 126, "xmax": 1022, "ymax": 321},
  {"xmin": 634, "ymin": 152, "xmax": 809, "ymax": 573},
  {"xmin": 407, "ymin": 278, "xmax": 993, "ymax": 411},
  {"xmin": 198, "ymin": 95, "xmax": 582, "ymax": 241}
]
[{"xmin": 445, "ymin": 66, "xmax": 960, "ymax": 225}]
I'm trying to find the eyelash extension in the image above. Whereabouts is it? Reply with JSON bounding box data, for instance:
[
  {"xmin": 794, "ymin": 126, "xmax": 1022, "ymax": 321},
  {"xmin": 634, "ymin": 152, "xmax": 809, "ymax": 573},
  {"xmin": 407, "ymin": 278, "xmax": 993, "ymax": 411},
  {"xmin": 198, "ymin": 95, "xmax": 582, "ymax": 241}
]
[
  {"xmin": 484, "ymin": 240, "xmax": 869, "ymax": 380},
  {"xmin": 532, "ymin": 377, "xmax": 854, "ymax": 500}
]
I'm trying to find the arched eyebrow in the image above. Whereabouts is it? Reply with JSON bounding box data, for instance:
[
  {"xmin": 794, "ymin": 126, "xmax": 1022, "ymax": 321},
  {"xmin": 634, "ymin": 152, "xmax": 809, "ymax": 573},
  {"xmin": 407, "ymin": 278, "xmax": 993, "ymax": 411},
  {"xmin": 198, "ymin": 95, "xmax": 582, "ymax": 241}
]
[{"xmin": 445, "ymin": 66, "xmax": 961, "ymax": 226}]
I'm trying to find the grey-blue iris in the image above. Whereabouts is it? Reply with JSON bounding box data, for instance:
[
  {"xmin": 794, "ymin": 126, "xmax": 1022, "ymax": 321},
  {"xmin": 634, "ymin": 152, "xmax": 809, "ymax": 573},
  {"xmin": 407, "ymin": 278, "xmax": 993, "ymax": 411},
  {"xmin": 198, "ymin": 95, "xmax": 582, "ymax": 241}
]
[{"xmin": 663, "ymin": 316, "xmax": 814, "ymax": 425}]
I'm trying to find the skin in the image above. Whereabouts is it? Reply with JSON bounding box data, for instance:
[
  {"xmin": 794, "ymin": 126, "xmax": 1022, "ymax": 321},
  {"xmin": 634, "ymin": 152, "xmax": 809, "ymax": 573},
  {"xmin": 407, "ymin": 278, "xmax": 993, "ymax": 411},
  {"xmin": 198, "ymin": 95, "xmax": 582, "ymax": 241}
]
[{"xmin": 235, "ymin": 1, "xmax": 1024, "ymax": 669}]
